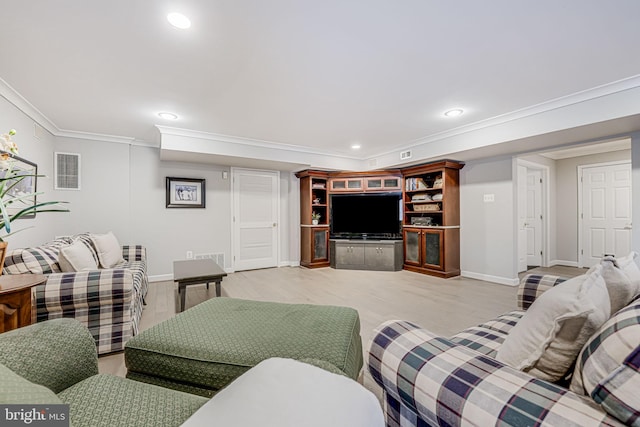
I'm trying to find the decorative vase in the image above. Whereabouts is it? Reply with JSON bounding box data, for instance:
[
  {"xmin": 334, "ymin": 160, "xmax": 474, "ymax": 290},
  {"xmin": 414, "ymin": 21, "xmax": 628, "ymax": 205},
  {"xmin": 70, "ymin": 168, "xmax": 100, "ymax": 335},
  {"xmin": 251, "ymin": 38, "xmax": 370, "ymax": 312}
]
[
  {"xmin": 0, "ymin": 241, "xmax": 7, "ymax": 275},
  {"xmin": 312, "ymin": 219, "xmax": 319, "ymax": 225}
]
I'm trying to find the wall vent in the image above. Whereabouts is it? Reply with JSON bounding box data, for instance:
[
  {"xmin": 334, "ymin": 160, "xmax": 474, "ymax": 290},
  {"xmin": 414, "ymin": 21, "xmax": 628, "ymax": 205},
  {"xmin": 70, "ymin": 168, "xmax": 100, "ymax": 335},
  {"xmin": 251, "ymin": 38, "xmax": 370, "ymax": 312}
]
[
  {"xmin": 55, "ymin": 152, "xmax": 81, "ymax": 190},
  {"xmin": 368, "ymin": 159, "xmax": 378, "ymax": 167},
  {"xmin": 195, "ymin": 252, "xmax": 225, "ymax": 268},
  {"xmin": 400, "ymin": 150, "xmax": 412, "ymax": 160}
]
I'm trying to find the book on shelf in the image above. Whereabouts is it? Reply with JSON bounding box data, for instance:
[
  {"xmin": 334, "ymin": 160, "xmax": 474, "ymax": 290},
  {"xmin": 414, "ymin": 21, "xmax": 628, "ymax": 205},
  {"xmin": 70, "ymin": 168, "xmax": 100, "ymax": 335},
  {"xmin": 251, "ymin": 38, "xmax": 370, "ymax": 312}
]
[{"xmin": 405, "ymin": 177, "xmax": 428, "ymax": 191}]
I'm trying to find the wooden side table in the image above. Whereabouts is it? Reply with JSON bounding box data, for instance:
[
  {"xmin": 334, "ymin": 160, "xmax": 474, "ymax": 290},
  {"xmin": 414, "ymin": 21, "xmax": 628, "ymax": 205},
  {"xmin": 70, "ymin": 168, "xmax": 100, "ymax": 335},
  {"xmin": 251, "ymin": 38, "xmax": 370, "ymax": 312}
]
[{"xmin": 0, "ymin": 274, "xmax": 47, "ymax": 333}]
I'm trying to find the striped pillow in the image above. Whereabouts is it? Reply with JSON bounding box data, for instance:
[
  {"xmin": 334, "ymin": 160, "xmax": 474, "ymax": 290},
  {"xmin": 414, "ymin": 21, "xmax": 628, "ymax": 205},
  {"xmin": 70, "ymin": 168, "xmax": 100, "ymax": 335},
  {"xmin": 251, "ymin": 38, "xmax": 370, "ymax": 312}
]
[{"xmin": 570, "ymin": 297, "xmax": 640, "ymax": 423}]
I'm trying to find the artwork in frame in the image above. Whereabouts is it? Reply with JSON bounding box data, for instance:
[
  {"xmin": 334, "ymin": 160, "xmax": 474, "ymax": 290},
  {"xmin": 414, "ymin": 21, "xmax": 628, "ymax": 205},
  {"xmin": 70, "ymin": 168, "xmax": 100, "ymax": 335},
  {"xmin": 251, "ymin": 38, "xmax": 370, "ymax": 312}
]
[
  {"xmin": 0, "ymin": 151, "xmax": 38, "ymax": 219},
  {"xmin": 166, "ymin": 177, "xmax": 206, "ymax": 208}
]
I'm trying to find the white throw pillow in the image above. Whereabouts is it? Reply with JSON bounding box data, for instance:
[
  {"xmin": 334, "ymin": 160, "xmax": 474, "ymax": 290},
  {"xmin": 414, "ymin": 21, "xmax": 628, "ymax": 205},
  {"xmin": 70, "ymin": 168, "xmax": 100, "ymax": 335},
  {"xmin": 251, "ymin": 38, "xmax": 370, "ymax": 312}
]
[
  {"xmin": 90, "ymin": 231, "xmax": 124, "ymax": 268},
  {"xmin": 496, "ymin": 266, "xmax": 610, "ymax": 382},
  {"xmin": 181, "ymin": 358, "xmax": 384, "ymax": 427},
  {"xmin": 58, "ymin": 241, "xmax": 98, "ymax": 272},
  {"xmin": 593, "ymin": 252, "xmax": 640, "ymax": 314}
]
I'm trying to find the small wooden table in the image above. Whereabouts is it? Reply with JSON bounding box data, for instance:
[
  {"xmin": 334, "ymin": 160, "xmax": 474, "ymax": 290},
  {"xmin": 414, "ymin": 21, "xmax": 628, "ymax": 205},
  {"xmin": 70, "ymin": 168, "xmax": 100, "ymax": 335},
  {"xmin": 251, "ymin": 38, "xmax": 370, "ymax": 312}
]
[
  {"xmin": 0, "ymin": 274, "xmax": 47, "ymax": 333},
  {"xmin": 173, "ymin": 259, "xmax": 227, "ymax": 312}
]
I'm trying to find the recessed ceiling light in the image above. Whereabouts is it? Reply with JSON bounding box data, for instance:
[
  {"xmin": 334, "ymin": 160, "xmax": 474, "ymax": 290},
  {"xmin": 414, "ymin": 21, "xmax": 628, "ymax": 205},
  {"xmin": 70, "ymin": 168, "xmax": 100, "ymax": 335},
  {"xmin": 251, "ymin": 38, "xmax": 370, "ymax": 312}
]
[
  {"xmin": 158, "ymin": 112, "xmax": 178, "ymax": 120},
  {"xmin": 167, "ymin": 13, "xmax": 191, "ymax": 29},
  {"xmin": 444, "ymin": 109, "xmax": 464, "ymax": 117},
  {"xmin": 351, "ymin": 144, "xmax": 361, "ymax": 150}
]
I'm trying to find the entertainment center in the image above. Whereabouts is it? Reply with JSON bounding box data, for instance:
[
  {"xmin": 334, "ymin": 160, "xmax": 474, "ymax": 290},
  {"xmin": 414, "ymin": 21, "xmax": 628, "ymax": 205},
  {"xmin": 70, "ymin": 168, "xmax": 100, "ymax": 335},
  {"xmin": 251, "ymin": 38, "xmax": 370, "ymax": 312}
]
[{"xmin": 296, "ymin": 160, "xmax": 464, "ymax": 277}]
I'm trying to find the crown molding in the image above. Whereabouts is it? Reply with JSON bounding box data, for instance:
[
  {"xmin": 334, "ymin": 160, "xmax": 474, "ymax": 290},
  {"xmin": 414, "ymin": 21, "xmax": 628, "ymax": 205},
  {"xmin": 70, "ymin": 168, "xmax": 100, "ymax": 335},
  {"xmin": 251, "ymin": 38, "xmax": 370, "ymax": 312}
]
[
  {"xmin": 156, "ymin": 125, "xmax": 359, "ymax": 160},
  {"xmin": 0, "ymin": 76, "xmax": 59, "ymax": 136},
  {"xmin": 368, "ymin": 73, "xmax": 640, "ymax": 160}
]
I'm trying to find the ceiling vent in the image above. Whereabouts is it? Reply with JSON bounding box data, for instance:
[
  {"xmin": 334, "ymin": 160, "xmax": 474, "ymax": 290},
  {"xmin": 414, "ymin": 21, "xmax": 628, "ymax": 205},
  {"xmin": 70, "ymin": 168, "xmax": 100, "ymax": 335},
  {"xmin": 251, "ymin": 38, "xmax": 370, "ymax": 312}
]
[
  {"xmin": 55, "ymin": 152, "xmax": 81, "ymax": 190},
  {"xmin": 400, "ymin": 150, "xmax": 412, "ymax": 160}
]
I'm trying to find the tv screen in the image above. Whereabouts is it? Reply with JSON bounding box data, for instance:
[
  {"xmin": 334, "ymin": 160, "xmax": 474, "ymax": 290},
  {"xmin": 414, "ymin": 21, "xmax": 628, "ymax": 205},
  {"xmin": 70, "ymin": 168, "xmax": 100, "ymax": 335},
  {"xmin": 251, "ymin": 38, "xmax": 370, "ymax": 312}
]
[{"xmin": 330, "ymin": 193, "xmax": 402, "ymax": 239}]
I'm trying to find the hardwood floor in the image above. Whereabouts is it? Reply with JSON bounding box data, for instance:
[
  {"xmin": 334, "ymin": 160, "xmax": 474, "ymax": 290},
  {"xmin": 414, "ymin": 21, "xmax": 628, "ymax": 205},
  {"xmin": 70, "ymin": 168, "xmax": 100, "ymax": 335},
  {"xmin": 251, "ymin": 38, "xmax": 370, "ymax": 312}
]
[{"xmin": 99, "ymin": 265, "xmax": 584, "ymax": 398}]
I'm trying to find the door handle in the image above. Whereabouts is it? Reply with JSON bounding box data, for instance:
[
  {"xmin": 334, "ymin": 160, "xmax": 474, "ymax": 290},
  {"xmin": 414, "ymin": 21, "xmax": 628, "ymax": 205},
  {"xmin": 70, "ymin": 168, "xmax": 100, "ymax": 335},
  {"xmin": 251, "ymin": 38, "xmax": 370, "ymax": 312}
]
[{"xmin": 624, "ymin": 223, "xmax": 633, "ymax": 230}]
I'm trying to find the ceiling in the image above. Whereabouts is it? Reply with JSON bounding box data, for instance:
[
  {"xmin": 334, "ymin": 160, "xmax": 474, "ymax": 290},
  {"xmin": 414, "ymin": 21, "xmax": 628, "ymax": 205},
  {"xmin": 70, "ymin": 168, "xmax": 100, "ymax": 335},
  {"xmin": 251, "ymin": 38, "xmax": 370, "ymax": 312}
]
[{"xmin": 1, "ymin": 1, "xmax": 640, "ymax": 162}]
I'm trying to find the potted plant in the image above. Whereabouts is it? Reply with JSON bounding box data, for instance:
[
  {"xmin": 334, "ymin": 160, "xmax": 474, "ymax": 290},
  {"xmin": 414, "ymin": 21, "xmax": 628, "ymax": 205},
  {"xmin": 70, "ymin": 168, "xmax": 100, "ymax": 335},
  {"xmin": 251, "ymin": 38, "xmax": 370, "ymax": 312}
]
[
  {"xmin": 311, "ymin": 211, "xmax": 321, "ymax": 225},
  {"xmin": 0, "ymin": 129, "xmax": 69, "ymax": 272}
]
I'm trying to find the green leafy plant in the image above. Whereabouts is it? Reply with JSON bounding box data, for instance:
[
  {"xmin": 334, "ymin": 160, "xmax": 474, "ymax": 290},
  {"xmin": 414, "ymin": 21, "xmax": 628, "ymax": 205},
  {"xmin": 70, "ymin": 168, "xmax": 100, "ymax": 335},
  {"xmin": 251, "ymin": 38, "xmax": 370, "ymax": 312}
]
[
  {"xmin": 0, "ymin": 129, "xmax": 69, "ymax": 241},
  {"xmin": 311, "ymin": 211, "xmax": 321, "ymax": 221}
]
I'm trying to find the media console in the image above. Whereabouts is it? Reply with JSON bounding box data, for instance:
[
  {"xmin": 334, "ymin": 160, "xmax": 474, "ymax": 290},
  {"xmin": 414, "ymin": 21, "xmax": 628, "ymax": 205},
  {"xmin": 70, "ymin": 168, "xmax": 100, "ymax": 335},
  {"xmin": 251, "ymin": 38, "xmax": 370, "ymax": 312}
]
[
  {"xmin": 330, "ymin": 240, "xmax": 403, "ymax": 271},
  {"xmin": 296, "ymin": 161, "xmax": 463, "ymax": 277}
]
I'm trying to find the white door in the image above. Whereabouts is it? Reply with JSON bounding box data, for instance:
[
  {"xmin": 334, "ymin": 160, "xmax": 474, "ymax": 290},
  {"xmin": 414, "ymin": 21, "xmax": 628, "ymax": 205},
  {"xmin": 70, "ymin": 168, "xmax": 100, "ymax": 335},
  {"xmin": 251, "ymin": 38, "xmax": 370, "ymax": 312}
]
[
  {"xmin": 526, "ymin": 170, "xmax": 543, "ymax": 267},
  {"xmin": 232, "ymin": 168, "xmax": 280, "ymax": 271},
  {"xmin": 581, "ymin": 162, "xmax": 632, "ymax": 268},
  {"xmin": 517, "ymin": 165, "xmax": 528, "ymax": 272}
]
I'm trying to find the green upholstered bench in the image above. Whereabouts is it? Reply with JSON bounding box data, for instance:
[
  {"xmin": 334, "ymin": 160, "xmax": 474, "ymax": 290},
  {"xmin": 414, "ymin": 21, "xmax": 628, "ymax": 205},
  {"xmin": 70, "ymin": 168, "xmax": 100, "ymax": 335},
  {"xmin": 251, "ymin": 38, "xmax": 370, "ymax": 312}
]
[{"xmin": 124, "ymin": 297, "xmax": 363, "ymax": 397}]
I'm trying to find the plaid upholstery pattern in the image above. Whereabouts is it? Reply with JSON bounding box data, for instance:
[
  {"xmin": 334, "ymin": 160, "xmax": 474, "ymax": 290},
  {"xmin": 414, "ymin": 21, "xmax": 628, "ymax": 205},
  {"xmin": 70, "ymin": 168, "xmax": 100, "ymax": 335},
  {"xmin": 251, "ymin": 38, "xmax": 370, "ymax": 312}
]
[
  {"xmin": 3, "ymin": 237, "xmax": 148, "ymax": 354},
  {"xmin": 450, "ymin": 310, "xmax": 524, "ymax": 357},
  {"xmin": 517, "ymin": 274, "xmax": 567, "ymax": 310},
  {"xmin": 369, "ymin": 320, "xmax": 623, "ymax": 426},
  {"xmin": 3, "ymin": 237, "xmax": 72, "ymax": 275},
  {"xmin": 592, "ymin": 345, "xmax": 640, "ymax": 426}
]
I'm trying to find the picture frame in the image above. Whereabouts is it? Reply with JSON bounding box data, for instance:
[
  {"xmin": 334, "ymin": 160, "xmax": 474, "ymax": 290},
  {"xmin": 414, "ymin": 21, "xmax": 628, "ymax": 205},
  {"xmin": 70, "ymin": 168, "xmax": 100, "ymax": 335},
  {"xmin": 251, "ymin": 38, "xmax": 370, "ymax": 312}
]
[
  {"xmin": 0, "ymin": 151, "xmax": 38, "ymax": 219},
  {"xmin": 166, "ymin": 177, "xmax": 206, "ymax": 208}
]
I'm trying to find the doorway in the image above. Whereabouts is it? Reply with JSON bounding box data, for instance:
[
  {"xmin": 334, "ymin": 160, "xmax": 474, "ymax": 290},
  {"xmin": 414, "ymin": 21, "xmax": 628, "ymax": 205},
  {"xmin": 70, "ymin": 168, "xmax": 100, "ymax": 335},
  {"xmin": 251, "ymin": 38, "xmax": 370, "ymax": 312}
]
[
  {"xmin": 231, "ymin": 168, "xmax": 280, "ymax": 271},
  {"xmin": 578, "ymin": 161, "xmax": 632, "ymax": 268},
  {"xmin": 517, "ymin": 160, "xmax": 548, "ymax": 273}
]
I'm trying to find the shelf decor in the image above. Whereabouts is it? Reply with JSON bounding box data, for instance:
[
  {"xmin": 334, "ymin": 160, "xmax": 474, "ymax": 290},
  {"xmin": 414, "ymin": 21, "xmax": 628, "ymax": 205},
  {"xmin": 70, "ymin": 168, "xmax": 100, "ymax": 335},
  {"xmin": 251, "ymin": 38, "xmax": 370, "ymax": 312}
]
[{"xmin": 166, "ymin": 177, "xmax": 206, "ymax": 208}]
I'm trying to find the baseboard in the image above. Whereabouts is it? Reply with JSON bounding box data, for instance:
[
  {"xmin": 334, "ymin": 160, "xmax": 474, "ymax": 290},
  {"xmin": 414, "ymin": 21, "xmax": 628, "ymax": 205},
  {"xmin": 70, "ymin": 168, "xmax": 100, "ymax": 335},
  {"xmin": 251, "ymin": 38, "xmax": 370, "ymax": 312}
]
[
  {"xmin": 461, "ymin": 271, "xmax": 520, "ymax": 287},
  {"xmin": 279, "ymin": 261, "xmax": 300, "ymax": 267},
  {"xmin": 549, "ymin": 259, "xmax": 579, "ymax": 268},
  {"xmin": 149, "ymin": 274, "xmax": 173, "ymax": 283}
]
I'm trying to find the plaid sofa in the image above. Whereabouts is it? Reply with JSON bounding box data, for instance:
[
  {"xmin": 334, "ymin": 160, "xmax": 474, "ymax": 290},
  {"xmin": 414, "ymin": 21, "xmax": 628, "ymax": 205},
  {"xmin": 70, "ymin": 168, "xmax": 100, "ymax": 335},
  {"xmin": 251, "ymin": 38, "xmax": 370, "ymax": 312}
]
[
  {"xmin": 369, "ymin": 274, "xmax": 640, "ymax": 426},
  {"xmin": 2, "ymin": 233, "xmax": 148, "ymax": 354}
]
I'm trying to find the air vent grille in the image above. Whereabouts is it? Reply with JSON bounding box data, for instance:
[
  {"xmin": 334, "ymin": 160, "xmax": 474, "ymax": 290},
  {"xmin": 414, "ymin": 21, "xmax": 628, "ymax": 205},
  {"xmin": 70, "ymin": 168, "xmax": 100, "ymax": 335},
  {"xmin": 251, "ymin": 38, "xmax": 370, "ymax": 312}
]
[
  {"xmin": 400, "ymin": 150, "xmax": 412, "ymax": 160},
  {"xmin": 55, "ymin": 152, "xmax": 81, "ymax": 190},
  {"xmin": 195, "ymin": 252, "xmax": 225, "ymax": 268}
]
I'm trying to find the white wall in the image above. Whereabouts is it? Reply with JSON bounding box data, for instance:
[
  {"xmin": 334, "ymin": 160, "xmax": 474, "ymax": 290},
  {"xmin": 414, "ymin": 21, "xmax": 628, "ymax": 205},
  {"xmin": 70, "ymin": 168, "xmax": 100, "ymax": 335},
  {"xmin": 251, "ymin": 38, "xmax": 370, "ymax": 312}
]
[
  {"xmin": 0, "ymin": 97, "xmax": 59, "ymax": 247},
  {"xmin": 555, "ymin": 149, "xmax": 630, "ymax": 264},
  {"xmin": 460, "ymin": 157, "xmax": 518, "ymax": 285}
]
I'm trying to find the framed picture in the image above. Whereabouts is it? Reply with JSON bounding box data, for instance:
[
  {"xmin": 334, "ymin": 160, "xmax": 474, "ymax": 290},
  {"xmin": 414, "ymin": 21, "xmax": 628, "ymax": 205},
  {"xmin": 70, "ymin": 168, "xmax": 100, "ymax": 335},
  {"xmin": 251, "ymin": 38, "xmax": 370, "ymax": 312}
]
[
  {"xmin": 166, "ymin": 177, "xmax": 206, "ymax": 208},
  {"xmin": 0, "ymin": 151, "xmax": 38, "ymax": 218}
]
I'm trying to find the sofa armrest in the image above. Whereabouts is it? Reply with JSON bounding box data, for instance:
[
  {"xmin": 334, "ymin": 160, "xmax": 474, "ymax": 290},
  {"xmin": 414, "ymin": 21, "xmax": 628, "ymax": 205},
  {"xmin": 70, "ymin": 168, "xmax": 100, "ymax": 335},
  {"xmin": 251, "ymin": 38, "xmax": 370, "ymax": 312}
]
[
  {"xmin": 368, "ymin": 320, "xmax": 621, "ymax": 427},
  {"xmin": 517, "ymin": 274, "xmax": 567, "ymax": 310},
  {"xmin": 34, "ymin": 269, "xmax": 134, "ymax": 319},
  {"xmin": 0, "ymin": 318, "xmax": 98, "ymax": 393},
  {"xmin": 122, "ymin": 245, "xmax": 146, "ymax": 262}
]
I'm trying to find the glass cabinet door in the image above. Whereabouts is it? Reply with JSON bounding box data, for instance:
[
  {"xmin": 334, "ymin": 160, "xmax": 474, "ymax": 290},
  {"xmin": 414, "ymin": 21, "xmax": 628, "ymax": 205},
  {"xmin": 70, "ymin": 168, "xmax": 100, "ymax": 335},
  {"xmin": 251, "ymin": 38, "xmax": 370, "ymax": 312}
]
[
  {"xmin": 312, "ymin": 229, "xmax": 329, "ymax": 261},
  {"xmin": 403, "ymin": 229, "xmax": 421, "ymax": 265},
  {"xmin": 423, "ymin": 229, "xmax": 443, "ymax": 269}
]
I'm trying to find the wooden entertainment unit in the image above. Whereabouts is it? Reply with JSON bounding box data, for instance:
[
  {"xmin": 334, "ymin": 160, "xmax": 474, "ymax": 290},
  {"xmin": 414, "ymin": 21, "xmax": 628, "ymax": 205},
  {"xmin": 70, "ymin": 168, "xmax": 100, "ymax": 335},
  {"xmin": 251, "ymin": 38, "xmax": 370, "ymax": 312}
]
[{"xmin": 296, "ymin": 160, "xmax": 463, "ymax": 277}]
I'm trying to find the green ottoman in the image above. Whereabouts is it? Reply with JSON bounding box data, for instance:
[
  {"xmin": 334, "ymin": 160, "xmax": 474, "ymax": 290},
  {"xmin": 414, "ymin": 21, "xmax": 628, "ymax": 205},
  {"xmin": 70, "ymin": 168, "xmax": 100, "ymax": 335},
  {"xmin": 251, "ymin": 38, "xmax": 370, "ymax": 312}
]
[{"xmin": 124, "ymin": 298, "xmax": 363, "ymax": 397}]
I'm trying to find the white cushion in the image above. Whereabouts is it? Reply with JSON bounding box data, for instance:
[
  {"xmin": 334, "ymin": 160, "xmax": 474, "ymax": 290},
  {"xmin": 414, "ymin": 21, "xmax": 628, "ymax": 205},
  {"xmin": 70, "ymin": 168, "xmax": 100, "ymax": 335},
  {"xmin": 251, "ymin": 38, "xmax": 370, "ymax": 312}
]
[
  {"xmin": 90, "ymin": 231, "xmax": 124, "ymax": 268},
  {"xmin": 58, "ymin": 240, "xmax": 98, "ymax": 272},
  {"xmin": 496, "ymin": 266, "xmax": 610, "ymax": 382},
  {"xmin": 593, "ymin": 252, "xmax": 640, "ymax": 314},
  {"xmin": 181, "ymin": 358, "xmax": 384, "ymax": 427}
]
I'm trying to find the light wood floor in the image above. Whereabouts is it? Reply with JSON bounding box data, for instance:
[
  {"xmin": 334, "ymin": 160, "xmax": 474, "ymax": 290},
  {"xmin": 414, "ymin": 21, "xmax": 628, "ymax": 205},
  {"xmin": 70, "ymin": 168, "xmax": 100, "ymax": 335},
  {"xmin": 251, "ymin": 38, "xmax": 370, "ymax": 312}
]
[{"xmin": 99, "ymin": 265, "xmax": 584, "ymax": 397}]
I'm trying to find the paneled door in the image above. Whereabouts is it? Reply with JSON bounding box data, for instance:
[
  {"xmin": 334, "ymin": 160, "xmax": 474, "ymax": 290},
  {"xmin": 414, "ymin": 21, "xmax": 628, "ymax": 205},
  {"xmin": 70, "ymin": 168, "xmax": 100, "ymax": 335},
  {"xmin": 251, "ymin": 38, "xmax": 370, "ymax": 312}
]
[
  {"xmin": 581, "ymin": 162, "xmax": 632, "ymax": 268},
  {"xmin": 232, "ymin": 168, "xmax": 280, "ymax": 271},
  {"xmin": 526, "ymin": 169, "xmax": 543, "ymax": 267}
]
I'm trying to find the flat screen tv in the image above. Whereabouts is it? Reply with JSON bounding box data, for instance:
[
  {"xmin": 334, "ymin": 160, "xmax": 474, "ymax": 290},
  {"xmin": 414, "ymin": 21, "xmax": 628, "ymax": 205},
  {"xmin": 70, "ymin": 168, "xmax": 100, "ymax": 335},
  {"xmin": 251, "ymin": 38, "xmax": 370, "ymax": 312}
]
[{"xmin": 330, "ymin": 193, "xmax": 402, "ymax": 240}]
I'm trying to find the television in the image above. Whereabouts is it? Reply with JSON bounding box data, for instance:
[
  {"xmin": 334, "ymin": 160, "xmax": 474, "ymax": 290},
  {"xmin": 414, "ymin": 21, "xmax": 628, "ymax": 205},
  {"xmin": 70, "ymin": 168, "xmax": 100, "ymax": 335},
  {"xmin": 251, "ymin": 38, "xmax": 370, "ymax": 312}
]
[{"xmin": 330, "ymin": 193, "xmax": 402, "ymax": 240}]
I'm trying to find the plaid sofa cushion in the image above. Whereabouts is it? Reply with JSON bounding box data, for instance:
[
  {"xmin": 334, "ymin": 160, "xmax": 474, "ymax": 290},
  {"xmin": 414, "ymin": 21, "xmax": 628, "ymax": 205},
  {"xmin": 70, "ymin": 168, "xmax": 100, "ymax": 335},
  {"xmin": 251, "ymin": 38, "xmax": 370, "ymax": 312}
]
[
  {"xmin": 450, "ymin": 310, "xmax": 523, "ymax": 357},
  {"xmin": 571, "ymin": 297, "xmax": 640, "ymax": 407},
  {"xmin": 592, "ymin": 345, "xmax": 640, "ymax": 426},
  {"xmin": 369, "ymin": 320, "xmax": 622, "ymax": 427},
  {"xmin": 3, "ymin": 237, "xmax": 73, "ymax": 275},
  {"xmin": 517, "ymin": 274, "xmax": 567, "ymax": 310}
]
